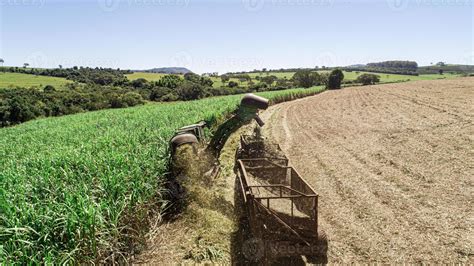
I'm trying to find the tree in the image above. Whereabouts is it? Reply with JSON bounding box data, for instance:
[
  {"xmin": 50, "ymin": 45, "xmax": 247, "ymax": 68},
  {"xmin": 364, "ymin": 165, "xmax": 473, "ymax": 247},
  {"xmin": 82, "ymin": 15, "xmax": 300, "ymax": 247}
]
[
  {"xmin": 184, "ymin": 72, "xmax": 201, "ymax": 83},
  {"xmin": 228, "ymin": 81, "xmax": 238, "ymax": 88},
  {"xmin": 131, "ymin": 78, "xmax": 148, "ymax": 88},
  {"xmin": 59, "ymin": 65, "xmax": 63, "ymax": 69},
  {"xmin": 175, "ymin": 82, "xmax": 205, "ymax": 101},
  {"xmin": 23, "ymin": 63, "xmax": 29, "ymax": 68},
  {"xmin": 150, "ymin": 87, "xmax": 172, "ymax": 101},
  {"xmin": 121, "ymin": 92, "xmax": 144, "ymax": 106},
  {"xmin": 260, "ymin": 75, "xmax": 278, "ymax": 86},
  {"xmin": 310, "ymin": 72, "xmax": 321, "ymax": 85},
  {"xmin": 356, "ymin": 73, "xmax": 380, "ymax": 85},
  {"xmin": 327, "ymin": 69, "xmax": 344, "ymax": 89},
  {"xmin": 220, "ymin": 75, "xmax": 230, "ymax": 83},
  {"xmin": 157, "ymin": 75, "xmax": 183, "ymax": 89},
  {"xmin": 292, "ymin": 70, "xmax": 318, "ymax": 88},
  {"xmin": 200, "ymin": 76, "xmax": 213, "ymax": 87},
  {"xmin": 184, "ymin": 72, "xmax": 213, "ymax": 87},
  {"xmin": 436, "ymin": 62, "xmax": 446, "ymax": 67},
  {"xmin": 0, "ymin": 58, "xmax": 4, "ymax": 66}
]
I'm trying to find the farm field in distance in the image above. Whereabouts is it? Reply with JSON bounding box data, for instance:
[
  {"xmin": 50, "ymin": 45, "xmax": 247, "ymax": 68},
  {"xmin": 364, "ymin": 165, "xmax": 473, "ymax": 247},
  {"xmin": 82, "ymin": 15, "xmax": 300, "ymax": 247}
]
[
  {"xmin": 0, "ymin": 72, "xmax": 71, "ymax": 88},
  {"xmin": 261, "ymin": 78, "xmax": 474, "ymax": 263},
  {"xmin": 125, "ymin": 72, "xmax": 168, "ymax": 81}
]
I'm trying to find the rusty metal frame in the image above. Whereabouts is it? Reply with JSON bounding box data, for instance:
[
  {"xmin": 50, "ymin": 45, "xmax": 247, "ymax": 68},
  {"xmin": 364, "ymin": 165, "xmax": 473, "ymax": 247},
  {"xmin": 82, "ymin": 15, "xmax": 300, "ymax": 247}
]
[{"xmin": 237, "ymin": 158, "xmax": 319, "ymax": 244}]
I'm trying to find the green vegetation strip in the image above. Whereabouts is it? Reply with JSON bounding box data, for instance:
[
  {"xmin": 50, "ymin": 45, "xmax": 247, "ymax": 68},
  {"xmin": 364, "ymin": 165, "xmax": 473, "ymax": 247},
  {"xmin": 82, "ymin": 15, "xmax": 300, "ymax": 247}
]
[{"xmin": 0, "ymin": 86, "xmax": 324, "ymax": 263}]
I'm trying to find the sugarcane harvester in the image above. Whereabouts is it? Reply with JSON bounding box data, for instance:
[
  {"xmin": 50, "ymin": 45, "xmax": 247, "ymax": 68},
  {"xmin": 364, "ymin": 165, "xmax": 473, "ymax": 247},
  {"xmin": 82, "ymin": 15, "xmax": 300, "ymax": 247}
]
[
  {"xmin": 207, "ymin": 94, "xmax": 269, "ymax": 156},
  {"xmin": 170, "ymin": 94, "xmax": 269, "ymax": 156},
  {"xmin": 167, "ymin": 94, "xmax": 269, "ymax": 205}
]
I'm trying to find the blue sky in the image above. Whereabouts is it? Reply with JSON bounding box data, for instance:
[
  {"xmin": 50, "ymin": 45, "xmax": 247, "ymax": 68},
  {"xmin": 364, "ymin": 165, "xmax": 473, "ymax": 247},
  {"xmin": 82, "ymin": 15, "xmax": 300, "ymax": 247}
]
[{"xmin": 0, "ymin": 0, "xmax": 472, "ymax": 73}]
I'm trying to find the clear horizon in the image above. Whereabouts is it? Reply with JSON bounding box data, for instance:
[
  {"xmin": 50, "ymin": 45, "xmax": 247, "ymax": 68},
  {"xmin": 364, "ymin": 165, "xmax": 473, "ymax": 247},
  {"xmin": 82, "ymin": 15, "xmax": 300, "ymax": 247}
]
[{"xmin": 1, "ymin": 0, "xmax": 472, "ymax": 74}]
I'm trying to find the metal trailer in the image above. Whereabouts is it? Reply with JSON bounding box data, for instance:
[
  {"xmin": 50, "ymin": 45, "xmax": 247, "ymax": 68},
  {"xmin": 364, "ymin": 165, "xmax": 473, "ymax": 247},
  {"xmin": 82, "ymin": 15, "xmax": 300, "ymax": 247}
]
[
  {"xmin": 237, "ymin": 135, "xmax": 289, "ymax": 167},
  {"xmin": 236, "ymin": 158, "xmax": 327, "ymax": 263}
]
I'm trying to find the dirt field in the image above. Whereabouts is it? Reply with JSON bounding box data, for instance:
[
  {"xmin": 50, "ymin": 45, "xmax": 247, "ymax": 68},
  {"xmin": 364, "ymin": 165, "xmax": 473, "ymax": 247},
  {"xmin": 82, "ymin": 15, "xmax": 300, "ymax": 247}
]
[{"xmin": 260, "ymin": 78, "xmax": 474, "ymax": 263}]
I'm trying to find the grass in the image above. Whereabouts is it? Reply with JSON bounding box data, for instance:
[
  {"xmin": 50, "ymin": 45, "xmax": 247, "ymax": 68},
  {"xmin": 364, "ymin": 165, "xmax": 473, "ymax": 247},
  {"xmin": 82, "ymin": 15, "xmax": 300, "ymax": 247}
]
[
  {"xmin": 125, "ymin": 72, "xmax": 169, "ymax": 82},
  {"xmin": 0, "ymin": 85, "xmax": 325, "ymax": 264},
  {"xmin": 0, "ymin": 72, "xmax": 71, "ymax": 89}
]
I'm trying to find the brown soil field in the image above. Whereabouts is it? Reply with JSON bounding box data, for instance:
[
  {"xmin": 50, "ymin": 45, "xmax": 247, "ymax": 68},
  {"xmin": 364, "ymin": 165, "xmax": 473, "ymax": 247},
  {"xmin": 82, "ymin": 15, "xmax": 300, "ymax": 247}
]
[{"xmin": 260, "ymin": 78, "xmax": 474, "ymax": 263}]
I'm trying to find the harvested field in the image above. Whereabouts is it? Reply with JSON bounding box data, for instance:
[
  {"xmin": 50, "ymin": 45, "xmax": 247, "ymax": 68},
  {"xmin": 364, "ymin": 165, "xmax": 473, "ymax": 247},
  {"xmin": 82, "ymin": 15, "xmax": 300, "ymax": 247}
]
[{"xmin": 260, "ymin": 78, "xmax": 474, "ymax": 263}]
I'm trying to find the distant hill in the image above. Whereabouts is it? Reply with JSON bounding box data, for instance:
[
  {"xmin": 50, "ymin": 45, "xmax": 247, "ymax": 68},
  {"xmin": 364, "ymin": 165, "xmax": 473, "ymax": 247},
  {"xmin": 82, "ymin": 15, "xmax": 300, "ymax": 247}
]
[{"xmin": 138, "ymin": 67, "xmax": 193, "ymax": 74}]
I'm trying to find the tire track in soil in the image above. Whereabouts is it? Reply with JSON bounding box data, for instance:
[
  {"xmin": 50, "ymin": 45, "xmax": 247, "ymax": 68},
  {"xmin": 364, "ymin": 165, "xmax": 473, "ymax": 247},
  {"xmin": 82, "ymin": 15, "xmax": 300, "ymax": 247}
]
[{"xmin": 260, "ymin": 78, "xmax": 474, "ymax": 263}]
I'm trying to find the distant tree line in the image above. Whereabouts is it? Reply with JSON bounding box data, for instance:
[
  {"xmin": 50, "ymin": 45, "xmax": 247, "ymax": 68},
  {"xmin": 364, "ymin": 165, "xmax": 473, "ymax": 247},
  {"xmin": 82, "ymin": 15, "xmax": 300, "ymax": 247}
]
[
  {"xmin": 228, "ymin": 67, "xmax": 326, "ymax": 75},
  {"xmin": 367, "ymin": 61, "xmax": 418, "ymax": 72},
  {"xmin": 344, "ymin": 67, "xmax": 419, "ymax": 76},
  {"xmin": 290, "ymin": 69, "xmax": 345, "ymax": 89},
  {"xmin": 0, "ymin": 70, "xmax": 301, "ymax": 126},
  {"xmin": 0, "ymin": 84, "xmax": 144, "ymax": 127},
  {"xmin": 0, "ymin": 66, "xmax": 132, "ymax": 86},
  {"xmin": 345, "ymin": 60, "xmax": 419, "ymax": 76}
]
